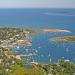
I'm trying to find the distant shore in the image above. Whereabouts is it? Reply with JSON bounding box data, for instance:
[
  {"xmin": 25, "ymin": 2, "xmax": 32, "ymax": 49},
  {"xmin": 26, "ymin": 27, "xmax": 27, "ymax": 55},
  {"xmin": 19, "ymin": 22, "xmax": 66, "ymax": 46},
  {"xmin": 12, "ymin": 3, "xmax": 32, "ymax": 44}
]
[{"xmin": 44, "ymin": 13, "xmax": 75, "ymax": 16}]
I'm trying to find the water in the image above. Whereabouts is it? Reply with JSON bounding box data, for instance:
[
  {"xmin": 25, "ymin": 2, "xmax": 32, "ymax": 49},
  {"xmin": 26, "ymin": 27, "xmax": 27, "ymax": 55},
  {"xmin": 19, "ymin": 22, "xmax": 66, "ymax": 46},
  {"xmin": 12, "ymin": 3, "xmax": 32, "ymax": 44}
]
[{"xmin": 0, "ymin": 8, "xmax": 75, "ymax": 64}]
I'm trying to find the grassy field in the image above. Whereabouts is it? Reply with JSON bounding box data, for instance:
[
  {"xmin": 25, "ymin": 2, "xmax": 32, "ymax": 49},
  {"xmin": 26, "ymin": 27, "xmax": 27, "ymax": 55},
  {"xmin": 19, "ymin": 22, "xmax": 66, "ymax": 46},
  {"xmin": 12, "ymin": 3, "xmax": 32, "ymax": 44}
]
[{"xmin": 9, "ymin": 61, "xmax": 45, "ymax": 75}]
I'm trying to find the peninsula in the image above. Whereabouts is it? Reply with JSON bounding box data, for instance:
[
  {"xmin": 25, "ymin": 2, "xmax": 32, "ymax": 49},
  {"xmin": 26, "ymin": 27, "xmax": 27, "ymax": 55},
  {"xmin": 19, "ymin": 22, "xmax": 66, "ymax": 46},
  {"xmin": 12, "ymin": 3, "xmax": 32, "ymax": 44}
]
[{"xmin": 0, "ymin": 27, "xmax": 36, "ymax": 49}]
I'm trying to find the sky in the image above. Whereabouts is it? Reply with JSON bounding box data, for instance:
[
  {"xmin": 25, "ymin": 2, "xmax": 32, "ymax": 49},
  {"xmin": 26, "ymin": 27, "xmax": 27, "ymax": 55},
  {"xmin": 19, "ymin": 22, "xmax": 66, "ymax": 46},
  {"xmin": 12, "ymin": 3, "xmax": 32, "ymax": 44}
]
[{"xmin": 0, "ymin": 0, "xmax": 75, "ymax": 8}]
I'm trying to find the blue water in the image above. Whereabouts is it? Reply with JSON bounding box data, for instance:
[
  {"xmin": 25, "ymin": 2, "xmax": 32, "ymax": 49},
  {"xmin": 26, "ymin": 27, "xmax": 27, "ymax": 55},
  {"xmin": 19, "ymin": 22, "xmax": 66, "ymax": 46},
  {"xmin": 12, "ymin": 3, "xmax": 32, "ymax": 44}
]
[{"xmin": 0, "ymin": 8, "xmax": 75, "ymax": 64}]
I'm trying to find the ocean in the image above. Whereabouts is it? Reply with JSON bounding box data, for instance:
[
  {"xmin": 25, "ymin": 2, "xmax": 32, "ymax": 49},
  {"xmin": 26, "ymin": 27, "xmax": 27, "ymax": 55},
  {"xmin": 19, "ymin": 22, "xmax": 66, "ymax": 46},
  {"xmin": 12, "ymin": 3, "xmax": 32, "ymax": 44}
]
[{"xmin": 0, "ymin": 8, "xmax": 75, "ymax": 64}]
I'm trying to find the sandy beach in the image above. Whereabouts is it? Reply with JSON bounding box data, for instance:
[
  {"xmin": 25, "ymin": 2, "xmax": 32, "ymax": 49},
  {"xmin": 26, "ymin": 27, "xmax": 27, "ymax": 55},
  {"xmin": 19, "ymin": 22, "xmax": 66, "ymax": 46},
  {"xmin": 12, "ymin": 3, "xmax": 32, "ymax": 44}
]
[{"xmin": 43, "ymin": 29, "xmax": 71, "ymax": 33}]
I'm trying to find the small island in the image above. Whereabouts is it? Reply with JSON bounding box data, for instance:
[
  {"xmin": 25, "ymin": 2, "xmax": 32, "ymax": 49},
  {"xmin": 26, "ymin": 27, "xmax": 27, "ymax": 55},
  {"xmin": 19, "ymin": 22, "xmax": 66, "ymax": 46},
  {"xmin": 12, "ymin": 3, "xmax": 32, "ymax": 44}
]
[
  {"xmin": 42, "ymin": 29, "xmax": 71, "ymax": 33},
  {"xmin": 49, "ymin": 36, "xmax": 75, "ymax": 42}
]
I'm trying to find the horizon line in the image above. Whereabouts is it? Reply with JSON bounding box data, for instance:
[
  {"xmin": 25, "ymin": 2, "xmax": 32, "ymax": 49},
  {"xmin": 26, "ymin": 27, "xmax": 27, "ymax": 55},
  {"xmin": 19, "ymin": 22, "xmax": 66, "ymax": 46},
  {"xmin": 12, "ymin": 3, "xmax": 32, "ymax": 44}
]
[{"xmin": 0, "ymin": 7, "xmax": 75, "ymax": 9}]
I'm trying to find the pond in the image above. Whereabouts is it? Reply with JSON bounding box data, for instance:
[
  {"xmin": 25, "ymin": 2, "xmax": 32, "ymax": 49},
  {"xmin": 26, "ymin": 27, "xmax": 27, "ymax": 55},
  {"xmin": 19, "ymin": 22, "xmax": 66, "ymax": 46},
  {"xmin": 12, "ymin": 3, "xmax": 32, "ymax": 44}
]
[{"xmin": 23, "ymin": 65, "xmax": 34, "ymax": 69}]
